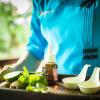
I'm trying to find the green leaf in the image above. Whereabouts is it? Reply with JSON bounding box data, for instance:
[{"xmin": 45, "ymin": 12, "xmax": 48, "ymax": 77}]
[
  {"xmin": 23, "ymin": 66, "xmax": 29, "ymax": 78},
  {"xmin": 35, "ymin": 82, "xmax": 47, "ymax": 89},
  {"xmin": 18, "ymin": 67, "xmax": 29, "ymax": 85},
  {"xmin": 26, "ymin": 85, "xmax": 34, "ymax": 92},
  {"xmin": 26, "ymin": 84, "xmax": 48, "ymax": 93},
  {"xmin": 36, "ymin": 75, "xmax": 48, "ymax": 86},
  {"xmin": 29, "ymin": 74, "xmax": 38, "ymax": 86},
  {"xmin": 18, "ymin": 66, "xmax": 48, "ymax": 92},
  {"xmin": 29, "ymin": 75, "xmax": 47, "ymax": 86},
  {"xmin": 18, "ymin": 75, "xmax": 29, "ymax": 85}
]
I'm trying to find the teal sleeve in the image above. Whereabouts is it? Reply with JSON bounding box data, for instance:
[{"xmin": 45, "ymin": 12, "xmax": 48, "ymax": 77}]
[{"xmin": 27, "ymin": 0, "xmax": 48, "ymax": 60}]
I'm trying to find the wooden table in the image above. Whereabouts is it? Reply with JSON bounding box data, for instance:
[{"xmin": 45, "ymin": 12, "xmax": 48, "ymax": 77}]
[
  {"xmin": 0, "ymin": 75, "xmax": 100, "ymax": 100},
  {"xmin": 0, "ymin": 58, "xmax": 18, "ymax": 69}
]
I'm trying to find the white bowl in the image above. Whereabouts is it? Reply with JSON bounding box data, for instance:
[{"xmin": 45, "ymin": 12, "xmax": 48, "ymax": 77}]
[
  {"xmin": 62, "ymin": 77, "xmax": 80, "ymax": 89},
  {"xmin": 62, "ymin": 64, "xmax": 91, "ymax": 89},
  {"xmin": 78, "ymin": 82, "xmax": 100, "ymax": 94}
]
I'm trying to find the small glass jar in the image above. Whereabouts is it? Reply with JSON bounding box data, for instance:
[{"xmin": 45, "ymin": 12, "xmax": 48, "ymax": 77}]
[{"xmin": 42, "ymin": 62, "xmax": 58, "ymax": 86}]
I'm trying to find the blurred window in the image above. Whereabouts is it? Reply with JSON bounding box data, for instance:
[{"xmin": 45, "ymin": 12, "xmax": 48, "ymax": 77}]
[{"xmin": 0, "ymin": 0, "xmax": 32, "ymax": 59}]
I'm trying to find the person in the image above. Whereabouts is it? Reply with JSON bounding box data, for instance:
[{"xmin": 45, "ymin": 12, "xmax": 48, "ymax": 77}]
[{"xmin": 1, "ymin": 0, "xmax": 100, "ymax": 76}]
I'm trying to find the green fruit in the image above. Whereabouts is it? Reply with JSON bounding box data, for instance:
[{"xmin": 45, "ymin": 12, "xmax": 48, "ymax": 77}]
[
  {"xmin": 10, "ymin": 80, "xmax": 25, "ymax": 89},
  {"xmin": 4, "ymin": 71, "xmax": 21, "ymax": 82},
  {"xmin": 0, "ymin": 81, "xmax": 10, "ymax": 88},
  {"xmin": 0, "ymin": 68, "xmax": 13, "ymax": 81}
]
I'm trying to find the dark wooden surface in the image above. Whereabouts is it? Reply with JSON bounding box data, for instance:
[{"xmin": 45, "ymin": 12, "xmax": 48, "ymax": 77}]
[
  {"xmin": 0, "ymin": 74, "xmax": 100, "ymax": 100},
  {"xmin": 0, "ymin": 58, "xmax": 18, "ymax": 68},
  {"xmin": 0, "ymin": 59, "xmax": 100, "ymax": 100},
  {"xmin": 0, "ymin": 88, "xmax": 99, "ymax": 100}
]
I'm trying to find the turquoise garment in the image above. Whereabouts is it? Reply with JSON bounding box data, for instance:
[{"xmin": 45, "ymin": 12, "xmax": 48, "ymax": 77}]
[{"xmin": 27, "ymin": 0, "xmax": 100, "ymax": 75}]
